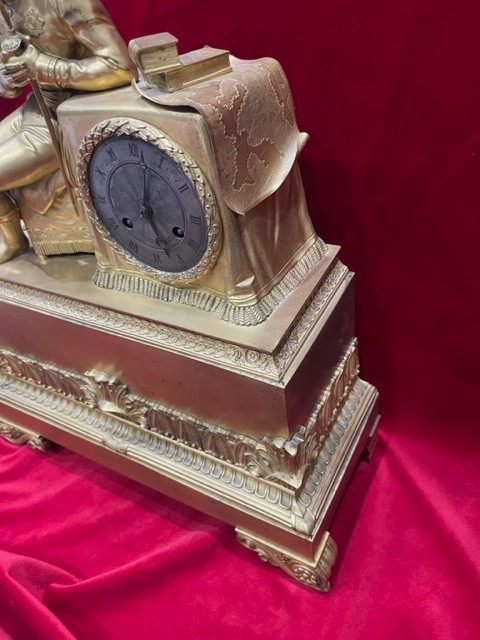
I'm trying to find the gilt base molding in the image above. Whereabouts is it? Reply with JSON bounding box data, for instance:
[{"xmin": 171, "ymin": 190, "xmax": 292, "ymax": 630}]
[
  {"xmin": 0, "ymin": 251, "xmax": 379, "ymax": 590},
  {"xmin": 0, "ymin": 348, "xmax": 378, "ymax": 588}
]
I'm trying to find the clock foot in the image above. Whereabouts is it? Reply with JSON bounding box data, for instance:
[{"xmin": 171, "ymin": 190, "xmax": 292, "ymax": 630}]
[
  {"xmin": 362, "ymin": 417, "xmax": 380, "ymax": 462},
  {"xmin": 236, "ymin": 528, "xmax": 337, "ymax": 592},
  {"xmin": 0, "ymin": 418, "xmax": 53, "ymax": 450}
]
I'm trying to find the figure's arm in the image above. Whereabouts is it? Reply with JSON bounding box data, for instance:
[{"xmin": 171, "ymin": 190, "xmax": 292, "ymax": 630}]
[
  {"xmin": 4, "ymin": 0, "xmax": 134, "ymax": 92},
  {"xmin": 41, "ymin": 0, "xmax": 135, "ymax": 90}
]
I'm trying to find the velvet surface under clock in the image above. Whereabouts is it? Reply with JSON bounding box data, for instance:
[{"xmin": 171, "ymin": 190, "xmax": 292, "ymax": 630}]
[{"xmin": 0, "ymin": 1, "xmax": 479, "ymax": 639}]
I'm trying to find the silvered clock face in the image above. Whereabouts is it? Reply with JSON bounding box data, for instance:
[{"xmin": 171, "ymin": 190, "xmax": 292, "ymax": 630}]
[{"xmin": 88, "ymin": 134, "xmax": 209, "ymax": 273}]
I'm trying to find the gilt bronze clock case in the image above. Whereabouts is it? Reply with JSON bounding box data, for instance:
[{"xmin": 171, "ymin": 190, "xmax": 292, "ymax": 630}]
[
  {"xmin": 0, "ymin": 56, "xmax": 379, "ymax": 591},
  {"xmin": 59, "ymin": 83, "xmax": 326, "ymax": 326}
]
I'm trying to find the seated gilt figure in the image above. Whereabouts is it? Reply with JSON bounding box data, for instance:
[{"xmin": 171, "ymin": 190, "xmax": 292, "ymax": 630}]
[{"xmin": 0, "ymin": 0, "xmax": 133, "ymax": 263}]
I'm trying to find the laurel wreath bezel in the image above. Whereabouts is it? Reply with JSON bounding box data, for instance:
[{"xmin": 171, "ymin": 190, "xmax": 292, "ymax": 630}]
[{"xmin": 77, "ymin": 117, "xmax": 222, "ymax": 284}]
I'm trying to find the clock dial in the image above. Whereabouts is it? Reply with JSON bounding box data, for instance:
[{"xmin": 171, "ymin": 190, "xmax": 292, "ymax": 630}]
[
  {"xmin": 88, "ymin": 135, "xmax": 208, "ymax": 272},
  {"xmin": 78, "ymin": 118, "xmax": 222, "ymax": 284}
]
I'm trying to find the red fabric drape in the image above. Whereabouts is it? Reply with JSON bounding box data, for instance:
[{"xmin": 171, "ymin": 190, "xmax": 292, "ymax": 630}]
[{"xmin": 1, "ymin": 1, "xmax": 479, "ymax": 638}]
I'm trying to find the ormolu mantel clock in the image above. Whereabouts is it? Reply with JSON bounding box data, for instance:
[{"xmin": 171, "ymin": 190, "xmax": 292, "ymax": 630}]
[{"xmin": 0, "ymin": 33, "xmax": 379, "ymax": 591}]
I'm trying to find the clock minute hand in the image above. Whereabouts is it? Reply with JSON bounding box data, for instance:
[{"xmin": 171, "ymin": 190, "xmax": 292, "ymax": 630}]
[
  {"xmin": 156, "ymin": 236, "xmax": 170, "ymax": 257},
  {"xmin": 140, "ymin": 151, "xmax": 149, "ymax": 203},
  {"xmin": 139, "ymin": 204, "xmax": 171, "ymax": 256},
  {"xmin": 138, "ymin": 162, "xmax": 174, "ymax": 257}
]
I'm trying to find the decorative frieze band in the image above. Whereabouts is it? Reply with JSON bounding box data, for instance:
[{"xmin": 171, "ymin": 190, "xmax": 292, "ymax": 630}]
[
  {"xmin": 0, "ymin": 338, "xmax": 358, "ymax": 494},
  {"xmin": 0, "ymin": 260, "xmax": 348, "ymax": 382}
]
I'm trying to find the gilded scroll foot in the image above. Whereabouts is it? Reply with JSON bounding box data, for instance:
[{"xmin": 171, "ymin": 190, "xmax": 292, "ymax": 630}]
[
  {"xmin": 0, "ymin": 419, "xmax": 52, "ymax": 450},
  {"xmin": 236, "ymin": 528, "xmax": 337, "ymax": 592},
  {"xmin": 362, "ymin": 417, "xmax": 380, "ymax": 462}
]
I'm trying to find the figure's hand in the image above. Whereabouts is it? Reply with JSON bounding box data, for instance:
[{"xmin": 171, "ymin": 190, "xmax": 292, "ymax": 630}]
[
  {"xmin": 0, "ymin": 60, "xmax": 28, "ymax": 88},
  {"xmin": 2, "ymin": 43, "xmax": 40, "ymax": 87},
  {"xmin": 0, "ymin": 61, "xmax": 25, "ymax": 96}
]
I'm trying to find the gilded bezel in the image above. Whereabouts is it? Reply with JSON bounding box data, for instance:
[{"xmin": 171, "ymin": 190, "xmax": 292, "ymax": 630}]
[{"xmin": 77, "ymin": 117, "xmax": 222, "ymax": 284}]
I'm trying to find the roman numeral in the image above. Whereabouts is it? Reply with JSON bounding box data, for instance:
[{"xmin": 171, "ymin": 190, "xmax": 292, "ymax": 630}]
[
  {"xmin": 95, "ymin": 167, "xmax": 106, "ymax": 179},
  {"xmin": 190, "ymin": 215, "xmax": 201, "ymax": 225},
  {"xmin": 106, "ymin": 217, "xmax": 119, "ymax": 231},
  {"xmin": 178, "ymin": 183, "xmax": 189, "ymax": 194},
  {"xmin": 128, "ymin": 240, "xmax": 138, "ymax": 254},
  {"xmin": 106, "ymin": 147, "xmax": 117, "ymax": 162},
  {"xmin": 129, "ymin": 142, "xmax": 139, "ymax": 157},
  {"xmin": 187, "ymin": 238, "xmax": 200, "ymax": 251}
]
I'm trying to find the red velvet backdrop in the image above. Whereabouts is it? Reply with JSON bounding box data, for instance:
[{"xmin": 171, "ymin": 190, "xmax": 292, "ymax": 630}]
[{"xmin": 1, "ymin": 1, "xmax": 479, "ymax": 638}]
